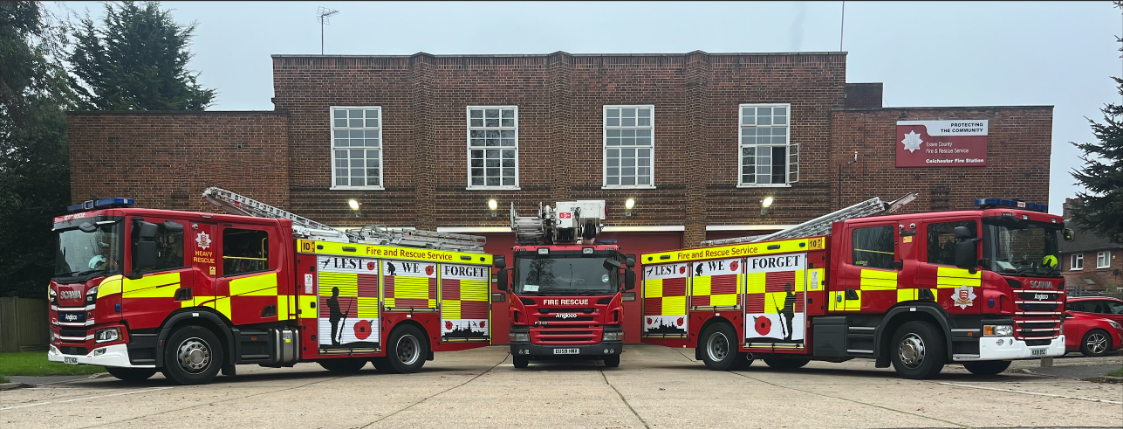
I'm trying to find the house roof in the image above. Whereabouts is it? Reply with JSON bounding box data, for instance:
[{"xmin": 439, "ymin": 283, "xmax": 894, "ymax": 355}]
[{"xmin": 1059, "ymin": 222, "xmax": 1122, "ymax": 254}]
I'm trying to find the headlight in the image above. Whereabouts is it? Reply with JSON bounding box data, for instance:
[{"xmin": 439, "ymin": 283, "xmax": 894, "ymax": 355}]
[
  {"xmin": 983, "ymin": 325, "xmax": 1013, "ymax": 336},
  {"xmin": 509, "ymin": 332, "xmax": 529, "ymax": 342},
  {"xmin": 86, "ymin": 286, "xmax": 99, "ymax": 303},
  {"xmin": 1109, "ymin": 321, "xmax": 1123, "ymax": 331},
  {"xmin": 603, "ymin": 331, "xmax": 623, "ymax": 341},
  {"xmin": 95, "ymin": 327, "xmax": 120, "ymax": 343},
  {"xmin": 49, "ymin": 288, "xmax": 58, "ymax": 304}
]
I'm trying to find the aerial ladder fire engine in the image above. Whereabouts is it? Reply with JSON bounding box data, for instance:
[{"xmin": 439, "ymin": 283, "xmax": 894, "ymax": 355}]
[
  {"xmin": 48, "ymin": 188, "xmax": 494, "ymax": 385},
  {"xmin": 494, "ymin": 200, "xmax": 637, "ymax": 368},
  {"xmin": 640, "ymin": 194, "xmax": 1073, "ymax": 379}
]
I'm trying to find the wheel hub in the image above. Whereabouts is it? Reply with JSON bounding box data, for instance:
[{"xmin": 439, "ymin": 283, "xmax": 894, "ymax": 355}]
[
  {"xmin": 1087, "ymin": 333, "xmax": 1107, "ymax": 354},
  {"xmin": 397, "ymin": 335, "xmax": 420, "ymax": 365},
  {"xmin": 898, "ymin": 333, "xmax": 925, "ymax": 368},
  {"xmin": 177, "ymin": 337, "xmax": 211, "ymax": 373},
  {"xmin": 707, "ymin": 332, "xmax": 729, "ymax": 362}
]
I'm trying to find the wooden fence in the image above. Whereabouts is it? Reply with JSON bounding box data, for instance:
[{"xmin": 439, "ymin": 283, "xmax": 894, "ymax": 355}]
[{"xmin": 0, "ymin": 297, "xmax": 50, "ymax": 353}]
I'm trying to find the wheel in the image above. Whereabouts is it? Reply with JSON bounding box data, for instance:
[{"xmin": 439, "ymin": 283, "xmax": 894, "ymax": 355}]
[
  {"xmin": 603, "ymin": 355, "xmax": 620, "ymax": 368},
  {"xmin": 1080, "ymin": 329, "xmax": 1112, "ymax": 357},
  {"xmin": 889, "ymin": 321, "xmax": 946, "ymax": 379},
  {"xmin": 700, "ymin": 323, "xmax": 740, "ymax": 371},
  {"xmin": 512, "ymin": 355, "xmax": 529, "ymax": 369},
  {"xmin": 763, "ymin": 357, "xmax": 810, "ymax": 370},
  {"xmin": 963, "ymin": 360, "xmax": 1011, "ymax": 376},
  {"xmin": 105, "ymin": 367, "xmax": 157, "ymax": 382},
  {"xmin": 162, "ymin": 325, "xmax": 224, "ymax": 385},
  {"xmin": 384, "ymin": 325, "xmax": 427, "ymax": 374},
  {"xmin": 317, "ymin": 358, "xmax": 367, "ymax": 373},
  {"xmin": 370, "ymin": 357, "xmax": 392, "ymax": 373}
]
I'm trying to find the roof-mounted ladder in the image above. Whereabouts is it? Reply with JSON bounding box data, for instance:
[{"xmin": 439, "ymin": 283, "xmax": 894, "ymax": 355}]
[{"xmin": 700, "ymin": 193, "xmax": 918, "ymax": 246}]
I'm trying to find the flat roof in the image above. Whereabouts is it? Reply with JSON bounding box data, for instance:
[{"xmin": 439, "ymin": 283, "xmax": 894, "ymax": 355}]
[{"xmin": 271, "ymin": 50, "xmax": 848, "ymax": 59}]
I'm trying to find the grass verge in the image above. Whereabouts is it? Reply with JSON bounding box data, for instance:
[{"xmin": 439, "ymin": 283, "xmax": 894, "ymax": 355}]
[
  {"xmin": 0, "ymin": 352, "xmax": 106, "ymax": 377},
  {"xmin": 1108, "ymin": 368, "xmax": 1123, "ymax": 377}
]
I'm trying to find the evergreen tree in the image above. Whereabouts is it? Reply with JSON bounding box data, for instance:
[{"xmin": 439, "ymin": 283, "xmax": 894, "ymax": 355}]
[{"xmin": 68, "ymin": 1, "xmax": 214, "ymax": 110}]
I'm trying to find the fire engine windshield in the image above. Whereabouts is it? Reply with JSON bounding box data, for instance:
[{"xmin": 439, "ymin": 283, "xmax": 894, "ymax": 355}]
[
  {"xmin": 983, "ymin": 218, "xmax": 1061, "ymax": 278},
  {"xmin": 514, "ymin": 256, "xmax": 618, "ymax": 295},
  {"xmin": 54, "ymin": 221, "xmax": 124, "ymax": 280}
]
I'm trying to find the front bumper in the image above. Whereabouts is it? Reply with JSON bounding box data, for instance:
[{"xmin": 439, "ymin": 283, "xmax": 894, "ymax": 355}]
[
  {"xmin": 47, "ymin": 343, "xmax": 152, "ymax": 368},
  {"xmin": 510, "ymin": 341, "xmax": 624, "ymax": 358},
  {"xmin": 956, "ymin": 335, "xmax": 1066, "ymax": 361}
]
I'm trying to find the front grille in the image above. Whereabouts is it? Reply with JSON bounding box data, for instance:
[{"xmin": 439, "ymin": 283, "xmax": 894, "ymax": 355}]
[
  {"xmin": 535, "ymin": 328, "xmax": 597, "ymax": 344},
  {"xmin": 1025, "ymin": 339, "xmax": 1051, "ymax": 346},
  {"xmin": 60, "ymin": 346, "xmax": 87, "ymax": 355},
  {"xmin": 538, "ymin": 316, "xmax": 595, "ymax": 322},
  {"xmin": 59, "ymin": 328, "xmax": 87, "ymax": 338},
  {"xmin": 56, "ymin": 311, "xmax": 87, "ymax": 323}
]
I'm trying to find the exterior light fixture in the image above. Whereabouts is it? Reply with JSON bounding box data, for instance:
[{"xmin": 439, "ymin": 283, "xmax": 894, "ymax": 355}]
[
  {"xmin": 760, "ymin": 196, "xmax": 773, "ymax": 216},
  {"xmin": 625, "ymin": 198, "xmax": 636, "ymax": 217},
  {"xmin": 488, "ymin": 199, "xmax": 498, "ymax": 217},
  {"xmin": 348, "ymin": 199, "xmax": 361, "ymax": 218}
]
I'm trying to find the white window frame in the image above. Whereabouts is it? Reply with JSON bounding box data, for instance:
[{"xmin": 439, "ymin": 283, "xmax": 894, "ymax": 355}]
[
  {"xmin": 602, "ymin": 105, "xmax": 656, "ymax": 189},
  {"xmin": 1097, "ymin": 251, "xmax": 1111, "ymax": 269},
  {"xmin": 1071, "ymin": 253, "xmax": 1083, "ymax": 270},
  {"xmin": 330, "ymin": 106, "xmax": 384, "ymax": 190},
  {"xmin": 738, "ymin": 103, "xmax": 797, "ymax": 188},
  {"xmin": 466, "ymin": 106, "xmax": 520, "ymax": 190}
]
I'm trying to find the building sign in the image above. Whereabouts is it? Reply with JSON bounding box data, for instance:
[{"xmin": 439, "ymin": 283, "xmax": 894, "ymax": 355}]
[{"xmin": 896, "ymin": 120, "xmax": 988, "ymax": 167}]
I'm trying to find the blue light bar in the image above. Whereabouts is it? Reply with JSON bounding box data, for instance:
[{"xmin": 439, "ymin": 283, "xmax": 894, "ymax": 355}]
[
  {"xmin": 974, "ymin": 198, "xmax": 1047, "ymax": 213},
  {"xmin": 67, "ymin": 197, "xmax": 136, "ymax": 213}
]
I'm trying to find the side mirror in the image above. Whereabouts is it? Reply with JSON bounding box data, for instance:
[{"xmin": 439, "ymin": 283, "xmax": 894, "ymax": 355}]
[
  {"xmin": 603, "ymin": 258, "xmax": 623, "ymax": 271},
  {"xmin": 162, "ymin": 220, "xmax": 184, "ymax": 232},
  {"xmin": 136, "ymin": 221, "xmax": 158, "ymax": 240},
  {"xmin": 954, "ymin": 240, "xmax": 977, "ymax": 271},
  {"xmin": 79, "ymin": 222, "xmax": 98, "ymax": 233},
  {"xmin": 493, "ymin": 255, "xmax": 505, "ymax": 269},
  {"xmin": 624, "ymin": 269, "xmax": 636, "ymax": 291},
  {"xmin": 953, "ymin": 226, "xmax": 975, "ymax": 240},
  {"xmin": 625, "ymin": 256, "xmax": 635, "ymax": 268},
  {"xmin": 1062, "ymin": 228, "xmax": 1075, "ymax": 242},
  {"xmin": 135, "ymin": 241, "xmax": 158, "ymax": 273},
  {"xmin": 495, "ymin": 268, "xmax": 509, "ymax": 291}
]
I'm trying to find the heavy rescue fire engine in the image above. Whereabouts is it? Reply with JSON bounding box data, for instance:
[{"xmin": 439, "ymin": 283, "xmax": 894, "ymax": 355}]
[
  {"xmin": 47, "ymin": 189, "xmax": 494, "ymax": 384},
  {"xmin": 640, "ymin": 196, "xmax": 1074, "ymax": 379},
  {"xmin": 494, "ymin": 201, "xmax": 636, "ymax": 368}
]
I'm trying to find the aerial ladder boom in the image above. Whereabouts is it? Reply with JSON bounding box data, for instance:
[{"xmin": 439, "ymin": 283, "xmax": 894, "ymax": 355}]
[
  {"xmin": 699, "ymin": 193, "xmax": 918, "ymax": 246},
  {"xmin": 202, "ymin": 187, "xmax": 486, "ymax": 252}
]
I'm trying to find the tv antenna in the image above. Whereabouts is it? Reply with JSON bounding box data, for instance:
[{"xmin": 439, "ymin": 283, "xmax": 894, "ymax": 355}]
[{"xmin": 317, "ymin": 7, "xmax": 339, "ymax": 55}]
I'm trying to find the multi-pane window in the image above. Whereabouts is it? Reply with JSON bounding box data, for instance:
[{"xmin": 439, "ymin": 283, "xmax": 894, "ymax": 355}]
[
  {"xmin": 331, "ymin": 107, "xmax": 382, "ymax": 189},
  {"xmin": 467, "ymin": 106, "xmax": 518, "ymax": 188},
  {"xmin": 1071, "ymin": 253, "xmax": 1083, "ymax": 270},
  {"xmin": 739, "ymin": 104, "xmax": 798, "ymax": 186},
  {"xmin": 1097, "ymin": 251, "xmax": 1111, "ymax": 268},
  {"xmin": 604, "ymin": 106, "xmax": 654, "ymax": 188}
]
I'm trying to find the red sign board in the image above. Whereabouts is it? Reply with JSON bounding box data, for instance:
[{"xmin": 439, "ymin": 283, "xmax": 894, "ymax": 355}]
[{"xmin": 896, "ymin": 120, "xmax": 988, "ymax": 167}]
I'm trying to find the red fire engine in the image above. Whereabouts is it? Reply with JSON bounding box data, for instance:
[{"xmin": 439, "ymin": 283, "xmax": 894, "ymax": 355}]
[
  {"xmin": 640, "ymin": 196, "xmax": 1073, "ymax": 378},
  {"xmin": 494, "ymin": 201, "xmax": 636, "ymax": 368},
  {"xmin": 47, "ymin": 189, "xmax": 494, "ymax": 384}
]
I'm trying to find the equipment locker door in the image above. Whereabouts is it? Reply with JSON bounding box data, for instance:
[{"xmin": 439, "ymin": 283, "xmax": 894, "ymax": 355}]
[
  {"xmin": 641, "ymin": 262, "xmax": 690, "ymax": 338},
  {"xmin": 438, "ymin": 264, "xmax": 491, "ymax": 343},
  {"xmin": 742, "ymin": 253, "xmax": 808, "ymax": 348}
]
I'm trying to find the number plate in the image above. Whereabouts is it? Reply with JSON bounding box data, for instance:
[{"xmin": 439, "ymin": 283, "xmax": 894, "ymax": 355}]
[
  {"xmin": 63, "ymin": 357, "xmax": 79, "ymax": 364},
  {"xmin": 553, "ymin": 348, "xmax": 580, "ymax": 355},
  {"xmin": 1030, "ymin": 348, "xmax": 1047, "ymax": 356}
]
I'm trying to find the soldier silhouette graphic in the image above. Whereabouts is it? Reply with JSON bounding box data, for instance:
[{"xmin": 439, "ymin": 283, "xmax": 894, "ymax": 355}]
[
  {"xmin": 386, "ymin": 262, "xmax": 397, "ymax": 276},
  {"xmin": 327, "ymin": 287, "xmax": 343, "ymax": 346},
  {"xmin": 779, "ymin": 283, "xmax": 797, "ymax": 341}
]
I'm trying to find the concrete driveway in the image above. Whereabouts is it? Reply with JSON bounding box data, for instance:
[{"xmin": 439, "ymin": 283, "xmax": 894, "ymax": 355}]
[{"xmin": 1, "ymin": 345, "xmax": 1120, "ymax": 428}]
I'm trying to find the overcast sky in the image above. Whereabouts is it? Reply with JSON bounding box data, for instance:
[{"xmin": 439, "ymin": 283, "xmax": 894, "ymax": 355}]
[{"xmin": 47, "ymin": 1, "xmax": 1120, "ymax": 215}]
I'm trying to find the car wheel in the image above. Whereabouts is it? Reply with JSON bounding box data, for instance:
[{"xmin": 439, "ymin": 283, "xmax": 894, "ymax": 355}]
[
  {"xmin": 105, "ymin": 367, "xmax": 157, "ymax": 382},
  {"xmin": 1080, "ymin": 329, "xmax": 1111, "ymax": 357},
  {"xmin": 162, "ymin": 325, "xmax": 224, "ymax": 385},
  {"xmin": 700, "ymin": 323, "xmax": 740, "ymax": 371},
  {"xmin": 889, "ymin": 320, "xmax": 946, "ymax": 379},
  {"xmin": 962, "ymin": 360, "xmax": 1011, "ymax": 376}
]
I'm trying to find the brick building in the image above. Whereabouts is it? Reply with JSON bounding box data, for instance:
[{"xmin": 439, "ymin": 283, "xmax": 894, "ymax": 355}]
[
  {"xmin": 67, "ymin": 50, "xmax": 1055, "ymax": 342},
  {"xmin": 1060, "ymin": 199, "xmax": 1122, "ymax": 295}
]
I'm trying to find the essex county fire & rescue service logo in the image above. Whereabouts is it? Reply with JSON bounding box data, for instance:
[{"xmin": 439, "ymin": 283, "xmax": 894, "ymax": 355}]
[
  {"xmin": 901, "ymin": 130, "xmax": 923, "ymax": 153},
  {"xmin": 196, "ymin": 231, "xmax": 211, "ymax": 250},
  {"xmin": 953, "ymin": 285, "xmax": 976, "ymax": 309}
]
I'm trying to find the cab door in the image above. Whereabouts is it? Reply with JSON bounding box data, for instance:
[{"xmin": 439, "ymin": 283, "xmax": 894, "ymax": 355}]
[
  {"xmin": 833, "ymin": 222, "xmax": 900, "ymax": 313},
  {"xmin": 122, "ymin": 216, "xmax": 192, "ymax": 328},
  {"xmin": 216, "ymin": 225, "xmax": 282, "ymax": 325}
]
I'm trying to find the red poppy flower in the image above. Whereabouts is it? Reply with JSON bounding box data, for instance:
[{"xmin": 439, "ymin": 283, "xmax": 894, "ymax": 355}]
[
  {"xmin": 479, "ymin": 321, "xmax": 485, "ymax": 328},
  {"xmin": 445, "ymin": 321, "xmax": 453, "ymax": 330},
  {"xmin": 367, "ymin": 261, "xmax": 375, "ymax": 271},
  {"xmin": 729, "ymin": 261, "xmax": 739, "ymax": 271},
  {"xmin": 679, "ymin": 266, "xmax": 686, "ymax": 274},
  {"xmin": 646, "ymin": 317, "xmax": 653, "ymax": 325},
  {"xmin": 676, "ymin": 317, "xmax": 684, "ymax": 327},
  {"xmin": 754, "ymin": 316, "xmax": 771, "ymax": 336},
  {"xmin": 425, "ymin": 265, "xmax": 435, "ymax": 276},
  {"xmin": 354, "ymin": 320, "xmax": 372, "ymax": 340}
]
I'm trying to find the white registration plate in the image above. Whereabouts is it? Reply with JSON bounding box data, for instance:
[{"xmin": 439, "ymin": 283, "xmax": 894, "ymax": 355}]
[
  {"xmin": 1030, "ymin": 348, "xmax": 1047, "ymax": 356},
  {"xmin": 63, "ymin": 356, "xmax": 79, "ymax": 364},
  {"xmin": 553, "ymin": 348, "xmax": 580, "ymax": 355}
]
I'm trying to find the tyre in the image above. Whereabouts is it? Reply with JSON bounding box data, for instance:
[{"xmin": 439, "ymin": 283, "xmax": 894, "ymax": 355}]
[
  {"xmin": 700, "ymin": 323, "xmax": 740, "ymax": 371},
  {"xmin": 730, "ymin": 353, "xmax": 754, "ymax": 370},
  {"xmin": 370, "ymin": 357, "xmax": 392, "ymax": 373},
  {"xmin": 763, "ymin": 357, "xmax": 810, "ymax": 370},
  {"xmin": 889, "ymin": 320, "xmax": 946, "ymax": 379},
  {"xmin": 512, "ymin": 355, "xmax": 529, "ymax": 369},
  {"xmin": 963, "ymin": 360, "xmax": 1011, "ymax": 376},
  {"xmin": 1080, "ymin": 329, "xmax": 1112, "ymax": 357},
  {"xmin": 105, "ymin": 367, "xmax": 157, "ymax": 382},
  {"xmin": 384, "ymin": 325, "xmax": 427, "ymax": 374},
  {"xmin": 162, "ymin": 325, "xmax": 224, "ymax": 385},
  {"xmin": 603, "ymin": 355, "xmax": 620, "ymax": 368},
  {"xmin": 318, "ymin": 358, "xmax": 367, "ymax": 373}
]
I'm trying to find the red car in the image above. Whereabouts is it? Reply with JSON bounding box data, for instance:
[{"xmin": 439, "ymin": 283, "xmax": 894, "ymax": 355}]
[
  {"xmin": 1061, "ymin": 310, "xmax": 1123, "ymax": 357},
  {"xmin": 1066, "ymin": 296, "xmax": 1123, "ymax": 324}
]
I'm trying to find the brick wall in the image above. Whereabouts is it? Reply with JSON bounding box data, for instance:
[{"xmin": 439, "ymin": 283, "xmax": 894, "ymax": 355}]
[
  {"xmin": 828, "ymin": 107, "xmax": 1053, "ymax": 214},
  {"xmin": 68, "ymin": 111, "xmax": 290, "ymax": 212}
]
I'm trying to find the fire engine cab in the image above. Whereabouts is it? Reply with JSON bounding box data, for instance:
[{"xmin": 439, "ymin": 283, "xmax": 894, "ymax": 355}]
[{"xmin": 494, "ymin": 201, "xmax": 637, "ymax": 368}]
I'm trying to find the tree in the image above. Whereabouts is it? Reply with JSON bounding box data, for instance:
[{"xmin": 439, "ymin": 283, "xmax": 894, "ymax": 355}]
[
  {"xmin": 68, "ymin": 1, "xmax": 214, "ymax": 110},
  {"xmin": 0, "ymin": 1, "xmax": 74, "ymax": 297},
  {"xmin": 1069, "ymin": 4, "xmax": 1123, "ymax": 244}
]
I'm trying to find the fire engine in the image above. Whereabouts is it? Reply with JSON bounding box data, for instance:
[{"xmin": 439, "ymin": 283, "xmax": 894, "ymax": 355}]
[
  {"xmin": 640, "ymin": 196, "xmax": 1074, "ymax": 379},
  {"xmin": 47, "ymin": 189, "xmax": 494, "ymax": 384},
  {"xmin": 494, "ymin": 200, "xmax": 636, "ymax": 368}
]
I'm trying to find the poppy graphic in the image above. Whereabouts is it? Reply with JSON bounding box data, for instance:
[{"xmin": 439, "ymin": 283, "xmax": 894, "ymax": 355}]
[
  {"xmin": 354, "ymin": 320, "xmax": 372, "ymax": 340},
  {"xmin": 479, "ymin": 321, "xmax": 485, "ymax": 328},
  {"xmin": 646, "ymin": 317, "xmax": 653, "ymax": 325},
  {"xmin": 367, "ymin": 261, "xmax": 376, "ymax": 271},
  {"xmin": 445, "ymin": 321, "xmax": 453, "ymax": 330},
  {"xmin": 425, "ymin": 265, "xmax": 435, "ymax": 276},
  {"xmin": 753, "ymin": 316, "xmax": 771, "ymax": 336},
  {"xmin": 676, "ymin": 317, "xmax": 684, "ymax": 327},
  {"xmin": 678, "ymin": 266, "xmax": 686, "ymax": 274},
  {"xmin": 729, "ymin": 261, "xmax": 739, "ymax": 271}
]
